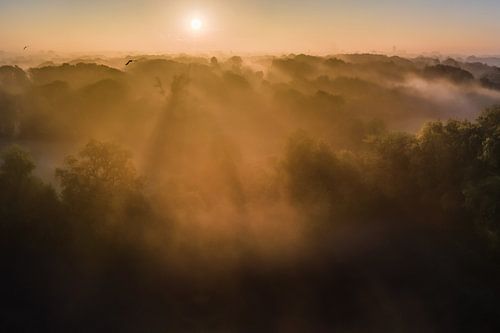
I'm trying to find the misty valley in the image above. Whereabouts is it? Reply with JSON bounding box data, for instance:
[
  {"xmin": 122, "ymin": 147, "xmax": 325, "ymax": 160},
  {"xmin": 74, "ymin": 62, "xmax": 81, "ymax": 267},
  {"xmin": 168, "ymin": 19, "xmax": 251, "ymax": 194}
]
[{"xmin": 1, "ymin": 53, "xmax": 500, "ymax": 332}]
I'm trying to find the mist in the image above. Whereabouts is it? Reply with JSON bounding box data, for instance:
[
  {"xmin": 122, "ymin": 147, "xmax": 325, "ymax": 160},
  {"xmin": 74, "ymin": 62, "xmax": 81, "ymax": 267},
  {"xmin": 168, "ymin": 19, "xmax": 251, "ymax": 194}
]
[{"xmin": 1, "ymin": 53, "xmax": 500, "ymax": 331}]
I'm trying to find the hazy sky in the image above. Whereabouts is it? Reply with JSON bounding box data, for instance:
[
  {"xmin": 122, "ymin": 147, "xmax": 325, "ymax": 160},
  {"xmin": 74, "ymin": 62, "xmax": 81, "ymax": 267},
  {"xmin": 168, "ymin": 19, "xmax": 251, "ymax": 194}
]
[{"xmin": 1, "ymin": 0, "xmax": 500, "ymax": 54}]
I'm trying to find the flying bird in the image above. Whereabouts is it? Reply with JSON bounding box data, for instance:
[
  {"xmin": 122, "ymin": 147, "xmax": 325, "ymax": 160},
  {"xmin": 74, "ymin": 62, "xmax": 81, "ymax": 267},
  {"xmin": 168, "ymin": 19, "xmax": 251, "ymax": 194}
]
[{"xmin": 125, "ymin": 60, "xmax": 136, "ymax": 66}]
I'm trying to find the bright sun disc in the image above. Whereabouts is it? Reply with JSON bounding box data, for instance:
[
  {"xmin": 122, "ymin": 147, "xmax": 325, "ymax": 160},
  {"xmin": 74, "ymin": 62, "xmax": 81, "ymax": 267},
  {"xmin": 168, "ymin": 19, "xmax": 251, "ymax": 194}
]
[{"xmin": 191, "ymin": 18, "xmax": 202, "ymax": 30}]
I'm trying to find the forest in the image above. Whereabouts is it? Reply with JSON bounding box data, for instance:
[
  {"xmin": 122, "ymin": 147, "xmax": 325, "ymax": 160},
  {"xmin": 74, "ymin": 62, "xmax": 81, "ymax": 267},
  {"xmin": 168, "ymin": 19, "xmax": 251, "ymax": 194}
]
[{"xmin": 1, "ymin": 53, "xmax": 500, "ymax": 332}]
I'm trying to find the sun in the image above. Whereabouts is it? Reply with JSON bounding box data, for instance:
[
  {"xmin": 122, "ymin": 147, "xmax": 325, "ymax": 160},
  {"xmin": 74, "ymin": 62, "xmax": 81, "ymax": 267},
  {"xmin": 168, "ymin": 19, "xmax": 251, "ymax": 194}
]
[{"xmin": 190, "ymin": 18, "xmax": 202, "ymax": 31}]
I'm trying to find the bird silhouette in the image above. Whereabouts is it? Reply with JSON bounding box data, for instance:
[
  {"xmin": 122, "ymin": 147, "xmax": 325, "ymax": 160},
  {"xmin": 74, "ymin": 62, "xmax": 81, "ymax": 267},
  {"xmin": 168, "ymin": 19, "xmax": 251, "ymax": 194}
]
[{"xmin": 125, "ymin": 60, "xmax": 136, "ymax": 66}]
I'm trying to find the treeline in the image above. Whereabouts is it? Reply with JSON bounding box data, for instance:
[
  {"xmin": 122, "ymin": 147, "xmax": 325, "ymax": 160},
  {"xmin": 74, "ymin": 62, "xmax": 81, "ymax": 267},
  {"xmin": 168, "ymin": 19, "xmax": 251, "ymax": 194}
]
[
  {"xmin": 1, "ymin": 107, "xmax": 499, "ymax": 331},
  {"xmin": 1, "ymin": 54, "xmax": 500, "ymax": 145},
  {"xmin": 282, "ymin": 106, "xmax": 500, "ymax": 247}
]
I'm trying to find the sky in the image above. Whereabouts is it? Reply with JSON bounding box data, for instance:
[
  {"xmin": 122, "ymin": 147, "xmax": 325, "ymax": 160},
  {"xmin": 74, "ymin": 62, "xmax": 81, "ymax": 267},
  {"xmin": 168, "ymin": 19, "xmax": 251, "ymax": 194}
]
[{"xmin": 1, "ymin": 0, "xmax": 500, "ymax": 55}]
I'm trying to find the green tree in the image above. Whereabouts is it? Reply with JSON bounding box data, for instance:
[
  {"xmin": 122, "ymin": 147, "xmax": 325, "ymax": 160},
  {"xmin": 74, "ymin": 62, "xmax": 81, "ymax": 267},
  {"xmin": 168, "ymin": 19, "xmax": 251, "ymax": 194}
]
[
  {"xmin": 281, "ymin": 131, "xmax": 362, "ymax": 212},
  {"xmin": 0, "ymin": 145, "xmax": 35, "ymax": 184},
  {"xmin": 0, "ymin": 145, "xmax": 60, "ymax": 229},
  {"xmin": 478, "ymin": 106, "xmax": 500, "ymax": 170},
  {"xmin": 56, "ymin": 140, "xmax": 143, "ymax": 225}
]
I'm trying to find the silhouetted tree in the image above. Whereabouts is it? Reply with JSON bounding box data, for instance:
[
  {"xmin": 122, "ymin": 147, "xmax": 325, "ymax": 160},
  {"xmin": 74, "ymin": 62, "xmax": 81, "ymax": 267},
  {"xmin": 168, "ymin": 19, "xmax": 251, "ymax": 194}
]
[{"xmin": 55, "ymin": 140, "xmax": 143, "ymax": 225}]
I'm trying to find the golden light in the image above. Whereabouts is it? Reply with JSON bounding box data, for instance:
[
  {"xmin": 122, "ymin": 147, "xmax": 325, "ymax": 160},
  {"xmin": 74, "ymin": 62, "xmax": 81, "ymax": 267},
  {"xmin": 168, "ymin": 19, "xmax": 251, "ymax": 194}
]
[{"xmin": 190, "ymin": 18, "xmax": 202, "ymax": 31}]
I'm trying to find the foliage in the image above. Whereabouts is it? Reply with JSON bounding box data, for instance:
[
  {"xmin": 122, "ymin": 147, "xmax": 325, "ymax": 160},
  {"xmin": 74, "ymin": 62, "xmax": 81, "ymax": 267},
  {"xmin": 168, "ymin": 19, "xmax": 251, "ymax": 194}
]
[
  {"xmin": 55, "ymin": 140, "xmax": 143, "ymax": 224},
  {"xmin": 0, "ymin": 145, "xmax": 35, "ymax": 183},
  {"xmin": 1, "ymin": 55, "xmax": 500, "ymax": 330}
]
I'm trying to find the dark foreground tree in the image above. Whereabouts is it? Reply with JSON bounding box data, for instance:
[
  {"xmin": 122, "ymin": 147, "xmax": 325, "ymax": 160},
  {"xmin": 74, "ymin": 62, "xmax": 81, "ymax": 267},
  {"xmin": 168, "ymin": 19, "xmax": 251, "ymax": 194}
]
[{"xmin": 55, "ymin": 140, "xmax": 144, "ymax": 226}]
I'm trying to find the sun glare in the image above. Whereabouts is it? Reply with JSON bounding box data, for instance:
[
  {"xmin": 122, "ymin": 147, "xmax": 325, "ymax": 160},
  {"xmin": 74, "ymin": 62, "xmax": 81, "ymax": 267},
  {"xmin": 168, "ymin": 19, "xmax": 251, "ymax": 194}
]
[{"xmin": 191, "ymin": 18, "xmax": 202, "ymax": 31}]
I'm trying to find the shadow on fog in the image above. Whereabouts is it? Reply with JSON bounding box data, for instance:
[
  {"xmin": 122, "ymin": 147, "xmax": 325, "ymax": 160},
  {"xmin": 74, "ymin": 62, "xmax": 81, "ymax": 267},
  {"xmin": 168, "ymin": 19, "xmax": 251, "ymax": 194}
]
[{"xmin": 0, "ymin": 53, "xmax": 500, "ymax": 332}]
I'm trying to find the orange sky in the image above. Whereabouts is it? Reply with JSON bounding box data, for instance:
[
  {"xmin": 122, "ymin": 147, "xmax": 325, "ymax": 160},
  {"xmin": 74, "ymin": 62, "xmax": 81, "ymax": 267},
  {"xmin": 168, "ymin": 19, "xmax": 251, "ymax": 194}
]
[{"xmin": 1, "ymin": 0, "xmax": 500, "ymax": 55}]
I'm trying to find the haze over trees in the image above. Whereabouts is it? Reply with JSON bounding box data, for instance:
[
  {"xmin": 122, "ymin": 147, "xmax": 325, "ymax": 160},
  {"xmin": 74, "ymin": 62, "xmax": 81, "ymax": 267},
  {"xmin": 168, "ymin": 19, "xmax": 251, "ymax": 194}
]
[{"xmin": 1, "ymin": 53, "xmax": 500, "ymax": 332}]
